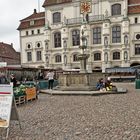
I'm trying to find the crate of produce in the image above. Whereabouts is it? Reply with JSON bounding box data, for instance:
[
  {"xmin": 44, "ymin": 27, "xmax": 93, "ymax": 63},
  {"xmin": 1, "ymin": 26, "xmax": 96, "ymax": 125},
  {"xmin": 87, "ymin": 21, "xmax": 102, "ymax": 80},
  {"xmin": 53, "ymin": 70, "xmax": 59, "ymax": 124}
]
[
  {"xmin": 25, "ymin": 87, "xmax": 37, "ymax": 101},
  {"xmin": 15, "ymin": 95, "xmax": 26, "ymax": 105},
  {"xmin": 13, "ymin": 85, "xmax": 26, "ymax": 97}
]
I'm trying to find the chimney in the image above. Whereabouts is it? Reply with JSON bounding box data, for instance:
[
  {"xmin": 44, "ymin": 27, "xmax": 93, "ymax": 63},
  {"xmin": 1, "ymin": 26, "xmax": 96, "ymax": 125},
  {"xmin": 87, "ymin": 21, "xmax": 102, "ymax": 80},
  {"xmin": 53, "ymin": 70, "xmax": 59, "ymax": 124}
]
[
  {"xmin": 34, "ymin": 9, "xmax": 37, "ymax": 14},
  {"xmin": 11, "ymin": 43, "xmax": 13, "ymax": 47}
]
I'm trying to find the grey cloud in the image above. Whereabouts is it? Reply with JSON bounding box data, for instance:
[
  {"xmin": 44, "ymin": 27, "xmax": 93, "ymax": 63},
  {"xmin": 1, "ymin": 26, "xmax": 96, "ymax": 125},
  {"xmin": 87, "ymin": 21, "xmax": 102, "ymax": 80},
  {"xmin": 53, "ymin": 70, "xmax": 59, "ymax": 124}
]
[{"xmin": 0, "ymin": 0, "xmax": 44, "ymax": 51}]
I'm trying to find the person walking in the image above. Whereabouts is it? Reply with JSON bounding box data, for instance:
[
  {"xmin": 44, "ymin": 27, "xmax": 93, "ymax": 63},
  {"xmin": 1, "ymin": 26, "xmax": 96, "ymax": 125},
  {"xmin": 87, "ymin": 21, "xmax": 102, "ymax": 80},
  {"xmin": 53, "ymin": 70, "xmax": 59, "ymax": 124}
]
[{"xmin": 46, "ymin": 70, "xmax": 54, "ymax": 90}]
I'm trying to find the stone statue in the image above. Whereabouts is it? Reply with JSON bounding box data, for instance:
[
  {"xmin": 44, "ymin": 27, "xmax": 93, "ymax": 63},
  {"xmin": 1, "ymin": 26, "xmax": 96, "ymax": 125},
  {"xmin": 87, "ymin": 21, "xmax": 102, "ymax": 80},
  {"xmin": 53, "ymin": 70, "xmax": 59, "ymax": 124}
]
[
  {"xmin": 104, "ymin": 52, "xmax": 108, "ymax": 64},
  {"xmin": 105, "ymin": 9, "xmax": 108, "ymax": 18},
  {"xmin": 104, "ymin": 37, "xmax": 108, "ymax": 47},
  {"xmin": 124, "ymin": 35, "xmax": 128, "ymax": 45}
]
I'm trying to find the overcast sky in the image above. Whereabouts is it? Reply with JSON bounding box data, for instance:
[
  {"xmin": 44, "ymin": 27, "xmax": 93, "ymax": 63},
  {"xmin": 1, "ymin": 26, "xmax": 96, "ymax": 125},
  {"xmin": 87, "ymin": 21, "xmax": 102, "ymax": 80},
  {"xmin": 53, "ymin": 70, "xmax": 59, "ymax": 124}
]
[{"xmin": 0, "ymin": 0, "xmax": 45, "ymax": 52}]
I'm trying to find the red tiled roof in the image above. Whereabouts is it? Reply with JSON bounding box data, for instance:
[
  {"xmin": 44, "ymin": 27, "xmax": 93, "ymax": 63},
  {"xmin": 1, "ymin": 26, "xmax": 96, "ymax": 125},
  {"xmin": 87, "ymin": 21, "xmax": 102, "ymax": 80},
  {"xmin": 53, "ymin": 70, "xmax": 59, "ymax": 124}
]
[
  {"xmin": 128, "ymin": 0, "xmax": 140, "ymax": 14},
  {"xmin": 43, "ymin": 0, "xmax": 72, "ymax": 7},
  {"xmin": 128, "ymin": 0, "xmax": 140, "ymax": 5},
  {"xmin": 17, "ymin": 10, "xmax": 45, "ymax": 30},
  {"xmin": 128, "ymin": 5, "xmax": 140, "ymax": 14},
  {"xmin": 21, "ymin": 11, "xmax": 45, "ymax": 21},
  {"xmin": 0, "ymin": 42, "xmax": 20, "ymax": 65},
  {"xmin": 17, "ymin": 19, "xmax": 45, "ymax": 30}
]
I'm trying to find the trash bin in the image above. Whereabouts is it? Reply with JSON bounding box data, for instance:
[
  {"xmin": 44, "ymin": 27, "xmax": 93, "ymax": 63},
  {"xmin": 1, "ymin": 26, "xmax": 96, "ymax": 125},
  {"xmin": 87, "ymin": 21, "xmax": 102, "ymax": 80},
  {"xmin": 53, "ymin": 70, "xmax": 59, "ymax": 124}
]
[{"xmin": 135, "ymin": 79, "xmax": 140, "ymax": 89}]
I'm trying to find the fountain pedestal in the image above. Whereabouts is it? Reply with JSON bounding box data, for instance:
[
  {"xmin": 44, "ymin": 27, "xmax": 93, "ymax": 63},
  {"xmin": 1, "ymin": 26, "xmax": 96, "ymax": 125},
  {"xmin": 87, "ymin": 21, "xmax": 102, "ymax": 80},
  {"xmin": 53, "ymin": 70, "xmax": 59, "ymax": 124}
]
[
  {"xmin": 78, "ymin": 54, "xmax": 90, "ymax": 73},
  {"xmin": 58, "ymin": 72, "xmax": 103, "ymax": 91}
]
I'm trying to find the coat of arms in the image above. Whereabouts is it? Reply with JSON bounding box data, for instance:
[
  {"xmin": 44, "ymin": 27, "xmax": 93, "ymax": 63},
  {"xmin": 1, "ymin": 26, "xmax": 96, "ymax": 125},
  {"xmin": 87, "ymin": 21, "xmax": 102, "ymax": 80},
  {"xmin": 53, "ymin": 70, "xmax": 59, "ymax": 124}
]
[{"xmin": 80, "ymin": 1, "xmax": 92, "ymax": 14}]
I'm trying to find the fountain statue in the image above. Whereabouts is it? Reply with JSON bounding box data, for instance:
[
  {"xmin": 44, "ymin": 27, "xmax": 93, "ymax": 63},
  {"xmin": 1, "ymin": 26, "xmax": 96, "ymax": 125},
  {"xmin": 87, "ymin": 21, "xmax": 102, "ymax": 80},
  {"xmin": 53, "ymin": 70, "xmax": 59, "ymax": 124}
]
[
  {"xmin": 78, "ymin": 25, "xmax": 90, "ymax": 73},
  {"xmin": 58, "ymin": 0, "xmax": 103, "ymax": 91}
]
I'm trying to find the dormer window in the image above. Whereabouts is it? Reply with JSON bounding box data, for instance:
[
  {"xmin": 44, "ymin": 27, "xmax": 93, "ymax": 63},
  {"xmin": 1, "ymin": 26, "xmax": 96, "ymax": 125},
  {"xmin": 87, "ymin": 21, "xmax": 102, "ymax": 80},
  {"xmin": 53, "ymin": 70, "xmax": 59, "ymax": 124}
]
[
  {"xmin": 30, "ymin": 20, "xmax": 35, "ymax": 26},
  {"xmin": 111, "ymin": 4, "xmax": 121, "ymax": 16},
  {"xmin": 53, "ymin": 12, "xmax": 61, "ymax": 24}
]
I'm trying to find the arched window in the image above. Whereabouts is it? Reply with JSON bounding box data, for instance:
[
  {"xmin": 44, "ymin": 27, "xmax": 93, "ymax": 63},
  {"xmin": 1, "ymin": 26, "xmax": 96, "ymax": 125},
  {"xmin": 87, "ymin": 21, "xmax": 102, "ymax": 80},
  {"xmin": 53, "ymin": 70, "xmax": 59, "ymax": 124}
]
[
  {"xmin": 55, "ymin": 55, "xmax": 61, "ymax": 63},
  {"xmin": 37, "ymin": 42, "xmax": 41, "ymax": 47},
  {"xmin": 27, "ymin": 44, "xmax": 31, "ymax": 49},
  {"xmin": 73, "ymin": 54, "xmax": 79, "ymax": 62},
  {"xmin": 113, "ymin": 52, "xmax": 120, "ymax": 60},
  {"xmin": 112, "ymin": 26, "xmax": 121, "ymax": 43},
  {"xmin": 93, "ymin": 27, "xmax": 101, "ymax": 44},
  {"xmin": 112, "ymin": 4, "xmax": 121, "ymax": 16},
  {"xmin": 53, "ymin": 12, "xmax": 61, "ymax": 23},
  {"xmin": 54, "ymin": 32, "xmax": 61, "ymax": 48},
  {"xmin": 72, "ymin": 30, "xmax": 80, "ymax": 46},
  {"xmin": 94, "ymin": 53, "xmax": 101, "ymax": 61}
]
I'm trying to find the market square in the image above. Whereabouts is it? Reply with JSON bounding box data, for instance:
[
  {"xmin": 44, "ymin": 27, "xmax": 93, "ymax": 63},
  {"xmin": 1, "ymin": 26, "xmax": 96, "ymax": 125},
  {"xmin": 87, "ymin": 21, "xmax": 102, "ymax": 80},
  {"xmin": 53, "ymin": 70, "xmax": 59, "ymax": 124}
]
[{"xmin": 6, "ymin": 82, "xmax": 140, "ymax": 140}]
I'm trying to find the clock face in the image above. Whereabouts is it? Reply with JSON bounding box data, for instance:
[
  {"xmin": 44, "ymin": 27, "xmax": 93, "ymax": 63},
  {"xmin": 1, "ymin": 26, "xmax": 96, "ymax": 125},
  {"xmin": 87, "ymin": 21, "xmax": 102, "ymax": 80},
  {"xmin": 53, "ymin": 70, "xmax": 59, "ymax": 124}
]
[{"xmin": 80, "ymin": 1, "xmax": 91, "ymax": 14}]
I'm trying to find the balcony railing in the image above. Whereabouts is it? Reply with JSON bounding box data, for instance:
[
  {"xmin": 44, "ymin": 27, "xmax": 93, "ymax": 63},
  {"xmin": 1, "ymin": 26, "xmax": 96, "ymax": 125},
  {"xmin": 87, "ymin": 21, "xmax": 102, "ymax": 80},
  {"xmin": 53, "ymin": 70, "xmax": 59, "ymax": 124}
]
[
  {"xmin": 66, "ymin": 15, "xmax": 104, "ymax": 25},
  {"xmin": 66, "ymin": 17, "xmax": 83, "ymax": 25}
]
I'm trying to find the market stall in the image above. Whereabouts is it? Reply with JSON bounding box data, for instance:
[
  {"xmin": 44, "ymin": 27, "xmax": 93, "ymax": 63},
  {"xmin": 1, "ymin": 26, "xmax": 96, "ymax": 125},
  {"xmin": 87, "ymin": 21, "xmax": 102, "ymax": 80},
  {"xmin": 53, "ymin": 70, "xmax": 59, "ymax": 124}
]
[{"xmin": 13, "ymin": 83, "xmax": 37, "ymax": 105}]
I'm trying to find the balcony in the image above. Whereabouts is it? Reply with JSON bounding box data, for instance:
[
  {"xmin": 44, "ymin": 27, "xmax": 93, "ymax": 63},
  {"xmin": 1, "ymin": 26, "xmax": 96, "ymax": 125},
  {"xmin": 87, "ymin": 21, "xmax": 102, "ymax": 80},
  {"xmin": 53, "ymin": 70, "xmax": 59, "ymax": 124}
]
[{"xmin": 66, "ymin": 15, "xmax": 104, "ymax": 25}]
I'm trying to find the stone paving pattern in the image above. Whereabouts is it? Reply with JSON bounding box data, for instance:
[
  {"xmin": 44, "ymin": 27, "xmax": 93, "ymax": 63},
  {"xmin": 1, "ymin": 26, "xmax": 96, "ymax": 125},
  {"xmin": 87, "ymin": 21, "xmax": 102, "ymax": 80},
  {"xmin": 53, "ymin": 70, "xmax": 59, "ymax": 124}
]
[{"xmin": 7, "ymin": 83, "xmax": 140, "ymax": 140}]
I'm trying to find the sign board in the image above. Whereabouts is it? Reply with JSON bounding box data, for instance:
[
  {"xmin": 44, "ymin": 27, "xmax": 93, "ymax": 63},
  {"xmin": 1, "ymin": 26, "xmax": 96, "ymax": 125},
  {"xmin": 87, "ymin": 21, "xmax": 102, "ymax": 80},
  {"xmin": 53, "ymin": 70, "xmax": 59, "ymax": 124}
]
[
  {"xmin": 0, "ymin": 84, "xmax": 13, "ymax": 128},
  {"xmin": 0, "ymin": 62, "xmax": 7, "ymax": 67}
]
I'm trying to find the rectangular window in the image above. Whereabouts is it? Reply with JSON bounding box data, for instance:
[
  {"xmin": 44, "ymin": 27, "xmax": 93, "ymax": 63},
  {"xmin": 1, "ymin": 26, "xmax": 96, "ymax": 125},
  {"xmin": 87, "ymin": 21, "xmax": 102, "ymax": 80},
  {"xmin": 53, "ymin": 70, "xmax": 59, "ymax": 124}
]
[
  {"xmin": 135, "ymin": 17, "xmax": 138, "ymax": 24},
  {"xmin": 31, "ymin": 30, "xmax": 34, "ymax": 35},
  {"xmin": 135, "ymin": 44, "xmax": 140, "ymax": 55},
  {"xmin": 53, "ymin": 12, "xmax": 61, "ymax": 23},
  {"xmin": 27, "ymin": 52, "xmax": 32, "ymax": 61},
  {"xmin": 36, "ymin": 51, "xmax": 42, "ymax": 61},
  {"xmin": 54, "ymin": 32, "xmax": 61, "ymax": 48},
  {"xmin": 37, "ymin": 29, "xmax": 40, "ymax": 34},
  {"xmin": 93, "ymin": 27, "xmax": 101, "ymax": 44},
  {"xmin": 26, "ymin": 31, "xmax": 28, "ymax": 36},
  {"xmin": 72, "ymin": 30, "xmax": 80, "ymax": 46},
  {"xmin": 112, "ymin": 26, "xmax": 121, "ymax": 43}
]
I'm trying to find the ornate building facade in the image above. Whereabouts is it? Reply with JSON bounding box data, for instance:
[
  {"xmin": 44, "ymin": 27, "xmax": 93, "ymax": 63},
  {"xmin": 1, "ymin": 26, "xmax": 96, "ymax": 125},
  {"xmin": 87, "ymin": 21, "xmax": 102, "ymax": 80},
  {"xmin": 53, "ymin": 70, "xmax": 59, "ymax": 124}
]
[{"xmin": 18, "ymin": 0, "xmax": 140, "ymax": 72}]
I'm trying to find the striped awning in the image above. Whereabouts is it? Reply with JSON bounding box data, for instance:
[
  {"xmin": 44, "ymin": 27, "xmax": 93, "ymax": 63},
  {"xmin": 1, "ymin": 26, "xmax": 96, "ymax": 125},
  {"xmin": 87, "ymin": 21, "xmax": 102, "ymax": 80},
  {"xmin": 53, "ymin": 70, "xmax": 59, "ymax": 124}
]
[{"xmin": 105, "ymin": 67, "xmax": 135, "ymax": 73}]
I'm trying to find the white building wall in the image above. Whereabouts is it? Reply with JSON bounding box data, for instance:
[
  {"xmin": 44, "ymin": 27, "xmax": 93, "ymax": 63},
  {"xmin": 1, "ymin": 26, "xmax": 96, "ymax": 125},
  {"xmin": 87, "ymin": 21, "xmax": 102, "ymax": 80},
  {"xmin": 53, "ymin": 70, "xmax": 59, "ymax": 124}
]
[
  {"xmin": 19, "ymin": 0, "xmax": 140, "ymax": 72},
  {"xmin": 20, "ymin": 27, "xmax": 45, "ymax": 68}
]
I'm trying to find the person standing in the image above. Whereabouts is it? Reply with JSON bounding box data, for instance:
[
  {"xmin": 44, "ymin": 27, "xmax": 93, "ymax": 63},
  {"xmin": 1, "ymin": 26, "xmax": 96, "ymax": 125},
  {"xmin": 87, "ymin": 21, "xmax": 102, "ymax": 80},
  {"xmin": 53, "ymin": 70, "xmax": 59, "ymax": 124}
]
[
  {"xmin": 10, "ymin": 74, "xmax": 17, "ymax": 87},
  {"xmin": 46, "ymin": 70, "xmax": 54, "ymax": 90}
]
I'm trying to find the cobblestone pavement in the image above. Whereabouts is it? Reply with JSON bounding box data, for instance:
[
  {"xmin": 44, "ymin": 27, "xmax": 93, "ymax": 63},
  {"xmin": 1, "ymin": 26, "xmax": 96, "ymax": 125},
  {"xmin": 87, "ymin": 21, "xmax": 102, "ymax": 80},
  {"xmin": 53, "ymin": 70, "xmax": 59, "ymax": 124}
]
[{"xmin": 5, "ymin": 83, "xmax": 140, "ymax": 140}]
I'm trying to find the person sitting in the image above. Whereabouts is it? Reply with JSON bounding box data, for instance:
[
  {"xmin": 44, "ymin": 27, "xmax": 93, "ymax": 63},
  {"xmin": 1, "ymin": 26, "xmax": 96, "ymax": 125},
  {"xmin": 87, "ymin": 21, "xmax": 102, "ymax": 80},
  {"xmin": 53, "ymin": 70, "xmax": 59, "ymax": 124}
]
[
  {"xmin": 96, "ymin": 78, "xmax": 105, "ymax": 91},
  {"xmin": 105, "ymin": 77, "xmax": 117, "ymax": 91}
]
